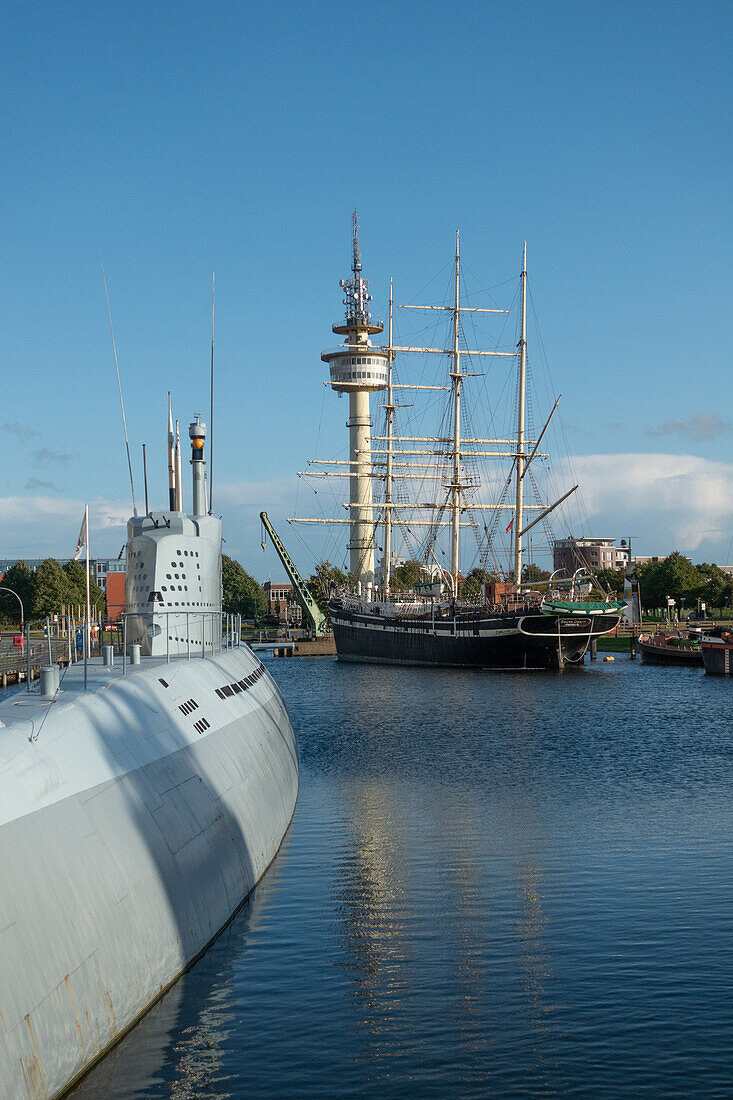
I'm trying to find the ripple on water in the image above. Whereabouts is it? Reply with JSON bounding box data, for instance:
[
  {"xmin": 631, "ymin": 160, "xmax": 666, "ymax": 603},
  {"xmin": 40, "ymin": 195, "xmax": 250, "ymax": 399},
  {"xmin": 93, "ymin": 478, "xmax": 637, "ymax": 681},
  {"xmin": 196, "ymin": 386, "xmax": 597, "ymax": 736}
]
[{"xmin": 72, "ymin": 656, "xmax": 733, "ymax": 1098}]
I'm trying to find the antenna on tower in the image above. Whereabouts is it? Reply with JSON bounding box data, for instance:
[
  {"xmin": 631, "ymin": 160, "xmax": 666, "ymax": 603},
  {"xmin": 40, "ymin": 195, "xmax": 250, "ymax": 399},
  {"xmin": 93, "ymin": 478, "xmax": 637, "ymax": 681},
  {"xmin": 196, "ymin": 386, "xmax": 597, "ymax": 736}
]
[
  {"xmin": 209, "ymin": 272, "xmax": 215, "ymax": 515},
  {"xmin": 174, "ymin": 420, "xmax": 183, "ymax": 511},
  {"xmin": 102, "ymin": 265, "xmax": 138, "ymax": 516},
  {"xmin": 340, "ymin": 208, "xmax": 372, "ymax": 325},
  {"xmin": 352, "ymin": 207, "xmax": 361, "ymax": 275},
  {"xmin": 142, "ymin": 442, "xmax": 149, "ymax": 514},
  {"xmin": 167, "ymin": 392, "xmax": 176, "ymax": 510}
]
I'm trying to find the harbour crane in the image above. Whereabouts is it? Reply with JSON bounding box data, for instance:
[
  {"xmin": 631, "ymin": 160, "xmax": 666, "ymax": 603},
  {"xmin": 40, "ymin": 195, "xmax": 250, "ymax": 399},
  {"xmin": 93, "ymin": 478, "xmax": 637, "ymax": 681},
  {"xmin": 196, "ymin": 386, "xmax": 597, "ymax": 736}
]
[{"xmin": 259, "ymin": 512, "xmax": 328, "ymax": 638}]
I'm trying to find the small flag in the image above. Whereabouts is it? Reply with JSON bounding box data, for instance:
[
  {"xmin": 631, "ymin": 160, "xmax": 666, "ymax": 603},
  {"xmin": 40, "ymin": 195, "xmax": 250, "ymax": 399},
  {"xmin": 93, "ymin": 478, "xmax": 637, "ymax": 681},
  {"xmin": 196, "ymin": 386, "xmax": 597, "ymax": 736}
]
[
  {"xmin": 506, "ymin": 518, "xmax": 514, "ymax": 534},
  {"xmin": 74, "ymin": 510, "xmax": 87, "ymax": 560}
]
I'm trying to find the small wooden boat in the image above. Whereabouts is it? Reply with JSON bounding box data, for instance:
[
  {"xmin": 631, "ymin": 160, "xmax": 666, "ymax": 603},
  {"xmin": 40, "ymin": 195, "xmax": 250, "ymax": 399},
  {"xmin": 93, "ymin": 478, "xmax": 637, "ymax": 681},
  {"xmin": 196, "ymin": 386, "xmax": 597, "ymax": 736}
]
[{"xmin": 637, "ymin": 631, "xmax": 703, "ymax": 667}]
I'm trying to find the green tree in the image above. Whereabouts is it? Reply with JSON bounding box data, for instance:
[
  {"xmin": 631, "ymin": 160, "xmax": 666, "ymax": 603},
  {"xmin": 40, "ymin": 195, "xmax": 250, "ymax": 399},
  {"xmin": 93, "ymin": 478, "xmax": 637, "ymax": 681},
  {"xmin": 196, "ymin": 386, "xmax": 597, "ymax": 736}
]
[
  {"xmin": 459, "ymin": 567, "xmax": 496, "ymax": 602},
  {"xmin": 694, "ymin": 562, "xmax": 728, "ymax": 612},
  {"xmin": 33, "ymin": 559, "xmax": 69, "ymax": 618},
  {"xmin": 222, "ymin": 555, "xmax": 267, "ymax": 619},
  {"xmin": 592, "ymin": 567, "xmax": 625, "ymax": 597},
  {"xmin": 62, "ymin": 560, "xmax": 87, "ymax": 609},
  {"xmin": 522, "ymin": 563, "xmax": 551, "ymax": 584},
  {"xmin": 60, "ymin": 560, "xmax": 103, "ymax": 619},
  {"xmin": 638, "ymin": 552, "xmax": 703, "ymax": 614},
  {"xmin": 391, "ymin": 559, "xmax": 427, "ymax": 591},
  {"xmin": 306, "ymin": 561, "xmax": 349, "ymax": 616},
  {"xmin": 0, "ymin": 561, "xmax": 36, "ymax": 625}
]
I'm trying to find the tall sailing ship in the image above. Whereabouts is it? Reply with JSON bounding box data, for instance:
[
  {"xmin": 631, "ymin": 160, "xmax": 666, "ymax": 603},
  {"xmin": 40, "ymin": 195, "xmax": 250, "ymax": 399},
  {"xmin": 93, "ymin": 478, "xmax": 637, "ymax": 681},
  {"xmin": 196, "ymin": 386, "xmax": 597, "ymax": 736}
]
[{"xmin": 292, "ymin": 218, "xmax": 624, "ymax": 670}]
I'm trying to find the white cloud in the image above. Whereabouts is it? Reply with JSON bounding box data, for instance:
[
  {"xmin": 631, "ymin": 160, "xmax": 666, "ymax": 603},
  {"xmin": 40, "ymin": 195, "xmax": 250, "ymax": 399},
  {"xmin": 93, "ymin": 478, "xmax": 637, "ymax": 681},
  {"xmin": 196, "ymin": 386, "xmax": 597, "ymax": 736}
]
[
  {"xmin": 0, "ymin": 478, "xmax": 296, "ymax": 571},
  {"xmin": 563, "ymin": 453, "xmax": 733, "ymax": 556},
  {"xmin": 0, "ymin": 496, "xmax": 130, "ymax": 558},
  {"xmin": 1, "ymin": 459, "xmax": 730, "ymax": 574}
]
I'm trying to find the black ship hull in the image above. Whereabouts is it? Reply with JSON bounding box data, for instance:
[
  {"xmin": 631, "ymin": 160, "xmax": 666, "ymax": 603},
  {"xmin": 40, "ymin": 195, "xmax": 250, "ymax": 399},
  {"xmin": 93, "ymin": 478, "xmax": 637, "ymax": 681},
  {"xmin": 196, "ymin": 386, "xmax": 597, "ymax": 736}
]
[
  {"xmin": 637, "ymin": 636, "xmax": 703, "ymax": 667},
  {"xmin": 701, "ymin": 634, "xmax": 733, "ymax": 676},
  {"xmin": 330, "ymin": 601, "xmax": 623, "ymax": 671}
]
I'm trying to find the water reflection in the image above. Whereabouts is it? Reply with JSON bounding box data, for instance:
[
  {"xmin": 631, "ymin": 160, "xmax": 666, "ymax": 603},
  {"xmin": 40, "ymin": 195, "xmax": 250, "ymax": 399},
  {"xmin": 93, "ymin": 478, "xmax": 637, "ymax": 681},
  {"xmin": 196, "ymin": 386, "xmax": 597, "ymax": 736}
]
[
  {"xmin": 70, "ymin": 657, "xmax": 733, "ymax": 1097},
  {"xmin": 336, "ymin": 782, "xmax": 410, "ymax": 1061},
  {"xmin": 71, "ymin": 832, "xmax": 292, "ymax": 1098}
]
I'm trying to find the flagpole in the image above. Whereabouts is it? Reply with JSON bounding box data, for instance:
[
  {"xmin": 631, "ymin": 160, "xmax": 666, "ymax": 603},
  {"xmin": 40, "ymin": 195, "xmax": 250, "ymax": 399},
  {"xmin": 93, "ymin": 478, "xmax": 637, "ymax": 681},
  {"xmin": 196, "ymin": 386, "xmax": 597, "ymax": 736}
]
[{"xmin": 85, "ymin": 504, "xmax": 90, "ymax": 690}]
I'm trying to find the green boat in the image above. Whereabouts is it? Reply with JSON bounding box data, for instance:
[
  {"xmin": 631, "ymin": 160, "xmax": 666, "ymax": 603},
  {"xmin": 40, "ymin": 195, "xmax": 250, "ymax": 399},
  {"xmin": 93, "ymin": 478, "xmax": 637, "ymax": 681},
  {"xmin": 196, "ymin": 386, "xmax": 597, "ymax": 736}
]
[{"xmin": 541, "ymin": 599, "xmax": 628, "ymax": 616}]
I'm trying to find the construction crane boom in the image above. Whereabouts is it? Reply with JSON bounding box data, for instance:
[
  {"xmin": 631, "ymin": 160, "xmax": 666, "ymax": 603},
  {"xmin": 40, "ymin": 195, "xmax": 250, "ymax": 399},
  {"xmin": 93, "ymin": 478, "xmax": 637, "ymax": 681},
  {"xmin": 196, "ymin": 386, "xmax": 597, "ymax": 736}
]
[{"xmin": 260, "ymin": 512, "xmax": 328, "ymax": 637}]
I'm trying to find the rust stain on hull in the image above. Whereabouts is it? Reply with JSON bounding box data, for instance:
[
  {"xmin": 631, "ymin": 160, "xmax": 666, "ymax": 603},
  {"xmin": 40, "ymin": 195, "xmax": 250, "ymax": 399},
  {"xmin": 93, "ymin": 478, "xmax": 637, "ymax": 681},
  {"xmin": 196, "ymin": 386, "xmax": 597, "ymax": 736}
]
[
  {"xmin": 22, "ymin": 1015, "xmax": 47, "ymax": 1098},
  {"xmin": 64, "ymin": 974, "xmax": 86, "ymax": 1052}
]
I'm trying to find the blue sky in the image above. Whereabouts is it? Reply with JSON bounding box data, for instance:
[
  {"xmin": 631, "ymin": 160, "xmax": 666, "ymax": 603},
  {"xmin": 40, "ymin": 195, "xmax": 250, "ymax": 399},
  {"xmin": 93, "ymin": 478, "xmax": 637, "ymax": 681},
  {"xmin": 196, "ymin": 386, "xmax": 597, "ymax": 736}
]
[{"xmin": 2, "ymin": 0, "xmax": 732, "ymax": 579}]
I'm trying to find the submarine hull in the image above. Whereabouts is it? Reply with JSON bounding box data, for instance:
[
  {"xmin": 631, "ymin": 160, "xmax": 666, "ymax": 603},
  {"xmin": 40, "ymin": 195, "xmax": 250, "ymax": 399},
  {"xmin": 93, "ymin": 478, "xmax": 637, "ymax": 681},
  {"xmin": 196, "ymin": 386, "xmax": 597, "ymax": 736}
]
[{"xmin": 0, "ymin": 647, "xmax": 298, "ymax": 1099}]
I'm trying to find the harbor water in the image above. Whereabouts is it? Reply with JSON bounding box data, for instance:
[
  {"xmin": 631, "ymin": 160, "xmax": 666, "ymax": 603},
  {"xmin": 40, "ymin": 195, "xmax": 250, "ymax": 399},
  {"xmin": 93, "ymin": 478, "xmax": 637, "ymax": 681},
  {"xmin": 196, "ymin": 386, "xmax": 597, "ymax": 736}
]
[{"xmin": 71, "ymin": 654, "xmax": 732, "ymax": 1097}]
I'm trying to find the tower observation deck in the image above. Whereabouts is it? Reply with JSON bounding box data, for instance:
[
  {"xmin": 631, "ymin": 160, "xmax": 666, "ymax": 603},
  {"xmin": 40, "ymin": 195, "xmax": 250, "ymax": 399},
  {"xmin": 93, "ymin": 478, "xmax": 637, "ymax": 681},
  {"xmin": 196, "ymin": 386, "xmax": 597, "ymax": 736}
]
[{"xmin": 321, "ymin": 213, "xmax": 388, "ymax": 590}]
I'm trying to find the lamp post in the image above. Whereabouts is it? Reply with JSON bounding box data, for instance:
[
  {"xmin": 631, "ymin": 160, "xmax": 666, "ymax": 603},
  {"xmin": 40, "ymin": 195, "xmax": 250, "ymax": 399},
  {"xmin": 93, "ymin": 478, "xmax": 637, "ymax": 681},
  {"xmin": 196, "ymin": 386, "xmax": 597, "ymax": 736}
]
[{"xmin": 0, "ymin": 587, "xmax": 24, "ymax": 630}]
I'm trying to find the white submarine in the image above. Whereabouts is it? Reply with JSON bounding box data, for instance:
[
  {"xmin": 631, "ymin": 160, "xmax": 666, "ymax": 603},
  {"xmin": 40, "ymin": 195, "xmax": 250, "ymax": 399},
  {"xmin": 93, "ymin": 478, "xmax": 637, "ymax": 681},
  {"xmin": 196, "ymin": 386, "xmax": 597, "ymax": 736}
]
[{"xmin": 0, "ymin": 411, "xmax": 299, "ymax": 1098}]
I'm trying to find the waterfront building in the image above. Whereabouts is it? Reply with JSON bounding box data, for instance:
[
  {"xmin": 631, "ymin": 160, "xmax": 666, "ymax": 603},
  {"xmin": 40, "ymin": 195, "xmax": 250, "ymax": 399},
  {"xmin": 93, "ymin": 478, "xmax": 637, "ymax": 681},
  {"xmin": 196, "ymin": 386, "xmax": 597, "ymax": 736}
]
[
  {"xmin": 552, "ymin": 537, "xmax": 631, "ymax": 574},
  {"xmin": 263, "ymin": 580, "xmax": 303, "ymax": 624}
]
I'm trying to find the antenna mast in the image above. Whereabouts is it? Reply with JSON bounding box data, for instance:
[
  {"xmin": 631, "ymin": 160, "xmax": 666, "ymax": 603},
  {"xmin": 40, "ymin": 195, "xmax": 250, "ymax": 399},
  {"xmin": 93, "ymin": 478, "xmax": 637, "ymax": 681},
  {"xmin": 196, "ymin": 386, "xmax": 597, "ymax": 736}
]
[
  {"xmin": 167, "ymin": 392, "xmax": 176, "ymax": 510},
  {"xmin": 174, "ymin": 420, "xmax": 183, "ymax": 510},
  {"xmin": 102, "ymin": 265, "xmax": 138, "ymax": 516},
  {"xmin": 142, "ymin": 443, "xmax": 149, "ymax": 514},
  {"xmin": 209, "ymin": 272, "xmax": 215, "ymax": 515}
]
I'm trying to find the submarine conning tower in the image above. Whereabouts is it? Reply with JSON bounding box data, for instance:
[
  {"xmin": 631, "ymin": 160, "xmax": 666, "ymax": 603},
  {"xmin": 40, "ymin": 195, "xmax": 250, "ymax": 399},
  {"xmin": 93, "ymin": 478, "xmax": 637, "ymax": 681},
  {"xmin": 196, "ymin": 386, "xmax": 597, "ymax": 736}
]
[
  {"xmin": 125, "ymin": 406, "xmax": 221, "ymax": 658},
  {"xmin": 321, "ymin": 212, "xmax": 388, "ymax": 593}
]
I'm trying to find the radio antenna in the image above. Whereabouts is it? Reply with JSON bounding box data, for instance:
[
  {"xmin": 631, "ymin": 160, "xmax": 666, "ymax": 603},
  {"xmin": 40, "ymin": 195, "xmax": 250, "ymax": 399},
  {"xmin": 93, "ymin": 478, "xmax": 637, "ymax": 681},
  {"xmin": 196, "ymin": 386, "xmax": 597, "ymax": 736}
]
[
  {"xmin": 142, "ymin": 443, "xmax": 149, "ymax": 514},
  {"xmin": 209, "ymin": 272, "xmax": 215, "ymax": 514},
  {"xmin": 102, "ymin": 265, "xmax": 138, "ymax": 516}
]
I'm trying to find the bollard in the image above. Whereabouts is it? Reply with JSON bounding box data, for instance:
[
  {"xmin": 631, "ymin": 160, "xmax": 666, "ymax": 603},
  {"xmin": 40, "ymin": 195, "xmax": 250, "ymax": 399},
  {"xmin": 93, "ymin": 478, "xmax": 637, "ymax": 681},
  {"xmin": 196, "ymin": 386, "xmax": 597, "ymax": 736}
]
[
  {"xmin": 102, "ymin": 645, "xmax": 114, "ymax": 668},
  {"xmin": 40, "ymin": 666, "xmax": 58, "ymax": 698},
  {"xmin": 129, "ymin": 644, "xmax": 142, "ymax": 665}
]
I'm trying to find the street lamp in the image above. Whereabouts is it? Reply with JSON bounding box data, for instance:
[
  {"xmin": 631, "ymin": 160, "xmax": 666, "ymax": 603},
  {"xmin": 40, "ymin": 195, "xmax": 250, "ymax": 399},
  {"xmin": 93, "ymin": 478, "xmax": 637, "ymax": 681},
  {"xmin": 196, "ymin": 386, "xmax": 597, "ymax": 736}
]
[{"xmin": 0, "ymin": 587, "xmax": 24, "ymax": 629}]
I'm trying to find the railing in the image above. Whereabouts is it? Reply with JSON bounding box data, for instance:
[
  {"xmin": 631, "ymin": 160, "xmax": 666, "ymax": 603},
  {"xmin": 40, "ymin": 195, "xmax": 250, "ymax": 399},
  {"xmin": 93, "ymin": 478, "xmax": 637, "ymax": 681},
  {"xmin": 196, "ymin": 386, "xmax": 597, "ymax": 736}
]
[
  {"xmin": 0, "ymin": 639, "xmax": 70, "ymax": 677},
  {"xmin": 611, "ymin": 619, "xmax": 726, "ymax": 638},
  {"xmin": 0, "ymin": 612, "xmax": 245, "ymax": 693},
  {"xmin": 122, "ymin": 610, "xmax": 229, "ymax": 661}
]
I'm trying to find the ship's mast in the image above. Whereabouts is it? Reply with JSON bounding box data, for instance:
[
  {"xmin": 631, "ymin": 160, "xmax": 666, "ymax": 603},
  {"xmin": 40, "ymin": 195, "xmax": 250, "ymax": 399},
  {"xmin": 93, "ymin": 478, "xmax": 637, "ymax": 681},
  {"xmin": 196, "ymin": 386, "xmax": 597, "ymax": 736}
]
[
  {"xmin": 514, "ymin": 242, "xmax": 528, "ymax": 592},
  {"xmin": 298, "ymin": 232, "xmax": 563, "ymax": 597},
  {"xmin": 384, "ymin": 278, "xmax": 395, "ymax": 595},
  {"xmin": 450, "ymin": 230, "xmax": 462, "ymax": 594}
]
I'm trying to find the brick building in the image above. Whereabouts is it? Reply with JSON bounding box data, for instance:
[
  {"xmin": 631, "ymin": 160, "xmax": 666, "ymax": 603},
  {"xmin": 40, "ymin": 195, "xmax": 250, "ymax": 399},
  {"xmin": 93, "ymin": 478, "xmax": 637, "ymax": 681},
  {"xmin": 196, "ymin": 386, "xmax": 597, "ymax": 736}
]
[
  {"xmin": 105, "ymin": 572, "xmax": 126, "ymax": 622},
  {"xmin": 263, "ymin": 581, "xmax": 302, "ymax": 624}
]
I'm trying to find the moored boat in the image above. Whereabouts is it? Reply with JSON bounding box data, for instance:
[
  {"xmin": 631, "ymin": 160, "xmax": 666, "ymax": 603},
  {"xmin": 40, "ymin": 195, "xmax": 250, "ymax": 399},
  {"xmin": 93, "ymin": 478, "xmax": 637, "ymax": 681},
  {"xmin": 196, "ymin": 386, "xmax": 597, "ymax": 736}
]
[
  {"xmin": 330, "ymin": 594, "xmax": 624, "ymax": 670},
  {"xmin": 294, "ymin": 220, "xmax": 624, "ymax": 669},
  {"xmin": 637, "ymin": 630, "xmax": 703, "ymax": 667},
  {"xmin": 701, "ymin": 627, "xmax": 733, "ymax": 676}
]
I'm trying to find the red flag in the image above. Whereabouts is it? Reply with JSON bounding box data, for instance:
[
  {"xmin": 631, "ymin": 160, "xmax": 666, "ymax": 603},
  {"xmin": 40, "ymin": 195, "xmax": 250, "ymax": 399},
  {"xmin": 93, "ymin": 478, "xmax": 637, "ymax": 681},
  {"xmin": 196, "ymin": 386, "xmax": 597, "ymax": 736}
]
[{"xmin": 506, "ymin": 518, "xmax": 514, "ymax": 533}]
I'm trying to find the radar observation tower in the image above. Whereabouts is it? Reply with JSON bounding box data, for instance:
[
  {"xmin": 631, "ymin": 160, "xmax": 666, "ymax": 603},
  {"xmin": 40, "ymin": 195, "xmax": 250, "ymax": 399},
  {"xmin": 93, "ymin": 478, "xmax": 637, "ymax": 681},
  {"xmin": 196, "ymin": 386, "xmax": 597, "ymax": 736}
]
[{"xmin": 321, "ymin": 214, "xmax": 388, "ymax": 592}]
